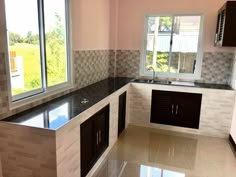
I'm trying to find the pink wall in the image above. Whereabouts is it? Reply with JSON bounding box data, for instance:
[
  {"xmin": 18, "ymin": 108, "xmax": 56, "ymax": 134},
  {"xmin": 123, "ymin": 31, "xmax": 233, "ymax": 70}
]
[
  {"xmin": 71, "ymin": 0, "xmax": 111, "ymax": 50},
  {"xmin": 109, "ymin": 0, "xmax": 119, "ymax": 49},
  {"xmin": 114, "ymin": 0, "xmax": 235, "ymax": 51}
]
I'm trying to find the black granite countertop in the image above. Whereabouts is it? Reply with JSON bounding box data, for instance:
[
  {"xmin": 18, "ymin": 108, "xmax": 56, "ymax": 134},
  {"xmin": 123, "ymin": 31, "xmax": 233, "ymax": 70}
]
[
  {"xmin": 2, "ymin": 77, "xmax": 132, "ymax": 130},
  {"xmin": 2, "ymin": 77, "xmax": 233, "ymax": 130},
  {"xmin": 131, "ymin": 79, "xmax": 233, "ymax": 90}
]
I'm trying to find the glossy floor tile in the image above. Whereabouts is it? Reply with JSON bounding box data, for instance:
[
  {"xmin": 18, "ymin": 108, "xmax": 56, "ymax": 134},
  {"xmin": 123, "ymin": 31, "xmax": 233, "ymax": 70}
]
[{"xmin": 93, "ymin": 125, "xmax": 236, "ymax": 177}]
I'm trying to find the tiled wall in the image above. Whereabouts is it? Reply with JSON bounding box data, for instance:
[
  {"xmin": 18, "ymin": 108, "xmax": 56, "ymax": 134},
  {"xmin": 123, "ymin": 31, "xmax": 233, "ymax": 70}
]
[
  {"xmin": 0, "ymin": 50, "xmax": 112, "ymax": 120},
  {"xmin": 74, "ymin": 50, "xmax": 113, "ymax": 89},
  {"xmin": 230, "ymin": 54, "xmax": 236, "ymax": 90},
  {"xmin": 114, "ymin": 50, "xmax": 235, "ymax": 85},
  {"xmin": 109, "ymin": 50, "xmax": 116, "ymax": 77},
  {"xmin": 115, "ymin": 50, "xmax": 140, "ymax": 78},
  {"xmin": 200, "ymin": 52, "xmax": 234, "ymax": 84},
  {"xmin": 0, "ymin": 53, "xmax": 9, "ymax": 117}
]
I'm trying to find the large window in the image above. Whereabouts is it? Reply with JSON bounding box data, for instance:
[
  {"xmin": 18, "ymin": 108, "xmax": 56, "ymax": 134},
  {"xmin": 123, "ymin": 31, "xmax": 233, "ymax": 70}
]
[
  {"xmin": 5, "ymin": 0, "xmax": 70, "ymax": 101},
  {"xmin": 141, "ymin": 15, "xmax": 203, "ymax": 79}
]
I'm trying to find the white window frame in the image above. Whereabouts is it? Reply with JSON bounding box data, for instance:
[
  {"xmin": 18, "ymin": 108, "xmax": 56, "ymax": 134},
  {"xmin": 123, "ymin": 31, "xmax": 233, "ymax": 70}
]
[
  {"xmin": 140, "ymin": 14, "xmax": 204, "ymax": 80},
  {"xmin": 4, "ymin": 0, "xmax": 73, "ymax": 109}
]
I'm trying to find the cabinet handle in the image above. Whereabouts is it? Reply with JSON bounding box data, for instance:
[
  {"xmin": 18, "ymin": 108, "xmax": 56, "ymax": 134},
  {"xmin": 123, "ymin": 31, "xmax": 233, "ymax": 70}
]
[
  {"xmin": 99, "ymin": 130, "xmax": 101, "ymax": 143},
  {"xmin": 176, "ymin": 105, "xmax": 179, "ymax": 115},
  {"xmin": 171, "ymin": 104, "xmax": 174, "ymax": 114},
  {"xmin": 96, "ymin": 132, "xmax": 99, "ymax": 145}
]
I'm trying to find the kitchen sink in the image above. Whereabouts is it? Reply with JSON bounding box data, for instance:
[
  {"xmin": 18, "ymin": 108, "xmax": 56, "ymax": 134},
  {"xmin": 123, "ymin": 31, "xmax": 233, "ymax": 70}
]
[
  {"xmin": 132, "ymin": 79, "xmax": 171, "ymax": 85},
  {"xmin": 171, "ymin": 81, "xmax": 195, "ymax": 86},
  {"xmin": 153, "ymin": 80, "xmax": 172, "ymax": 85},
  {"xmin": 132, "ymin": 79, "xmax": 196, "ymax": 87}
]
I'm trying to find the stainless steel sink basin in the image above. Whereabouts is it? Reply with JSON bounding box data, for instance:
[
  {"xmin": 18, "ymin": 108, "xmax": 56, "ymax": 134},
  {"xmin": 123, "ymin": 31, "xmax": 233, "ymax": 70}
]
[
  {"xmin": 153, "ymin": 80, "xmax": 171, "ymax": 85},
  {"xmin": 132, "ymin": 79, "xmax": 153, "ymax": 83},
  {"xmin": 132, "ymin": 79, "xmax": 171, "ymax": 85},
  {"xmin": 171, "ymin": 81, "xmax": 195, "ymax": 86},
  {"xmin": 132, "ymin": 79, "xmax": 195, "ymax": 87}
]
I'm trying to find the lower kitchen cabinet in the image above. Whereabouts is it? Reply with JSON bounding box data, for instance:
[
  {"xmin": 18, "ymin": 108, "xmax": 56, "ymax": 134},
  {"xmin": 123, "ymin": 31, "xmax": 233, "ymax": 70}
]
[
  {"xmin": 151, "ymin": 90, "xmax": 202, "ymax": 129},
  {"xmin": 80, "ymin": 105, "xmax": 109, "ymax": 177},
  {"xmin": 118, "ymin": 91, "xmax": 127, "ymax": 136}
]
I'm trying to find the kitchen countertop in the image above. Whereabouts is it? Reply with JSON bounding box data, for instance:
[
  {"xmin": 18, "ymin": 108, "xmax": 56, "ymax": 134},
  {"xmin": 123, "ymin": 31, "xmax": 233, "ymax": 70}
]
[
  {"xmin": 131, "ymin": 79, "xmax": 233, "ymax": 90},
  {"xmin": 1, "ymin": 77, "xmax": 233, "ymax": 130},
  {"xmin": 2, "ymin": 77, "xmax": 132, "ymax": 130}
]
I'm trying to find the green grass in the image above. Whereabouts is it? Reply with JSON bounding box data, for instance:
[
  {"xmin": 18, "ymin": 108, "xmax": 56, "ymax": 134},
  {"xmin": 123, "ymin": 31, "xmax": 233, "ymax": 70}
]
[
  {"xmin": 10, "ymin": 43, "xmax": 66, "ymax": 96},
  {"xmin": 10, "ymin": 43, "xmax": 42, "ymax": 95}
]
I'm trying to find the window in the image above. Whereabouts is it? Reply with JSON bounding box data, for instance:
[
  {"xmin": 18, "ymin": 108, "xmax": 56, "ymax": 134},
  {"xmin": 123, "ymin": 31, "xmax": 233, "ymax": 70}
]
[
  {"xmin": 141, "ymin": 15, "xmax": 203, "ymax": 79},
  {"xmin": 5, "ymin": 0, "xmax": 71, "ymax": 101}
]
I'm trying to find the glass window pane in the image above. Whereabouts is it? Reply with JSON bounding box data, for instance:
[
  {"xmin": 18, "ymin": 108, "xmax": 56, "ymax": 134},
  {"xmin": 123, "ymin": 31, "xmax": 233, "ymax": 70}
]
[
  {"xmin": 145, "ymin": 16, "xmax": 173, "ymax": 73},
  {"xmin": 44, "ymin": 0, "xmax": 68, "ymax": 87},
  {"xmin": 170, "ymin": 16, "xmax": 201, "ymax": 74},
  {"xmin": 5, "ymin": 0, "xmax": 42, "ymax": 96}
]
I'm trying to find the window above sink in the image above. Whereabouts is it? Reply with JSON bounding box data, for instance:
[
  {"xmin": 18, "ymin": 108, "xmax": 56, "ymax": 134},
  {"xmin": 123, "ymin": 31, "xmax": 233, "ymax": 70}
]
[{"xmin": 140, "ymin": 14, "xmax": 204, "ymax": 80}]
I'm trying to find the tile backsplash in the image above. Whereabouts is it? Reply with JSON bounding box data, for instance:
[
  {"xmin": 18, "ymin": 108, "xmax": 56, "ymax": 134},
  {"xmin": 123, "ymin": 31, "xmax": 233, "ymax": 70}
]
[
  {"xmin": 113, "ymin": 50, "xmax": 235, "ymax": 85},
  {"xmin": 116, "ymin": 50, "xmax": 140, "ymax": 78},
  {"xmin": 199, "ymin": 52, "xmax": 234, "ymax": 84},
  {"xmin": 74, "ymin": 50, "xmax": 112, "ymax": 89},
  {"xmin": 0, "ymin": 53, "xmax": 9, "ymax": 116},
  {"xmin": 230, "ymin": 55, "xmax": 236, "ymax": 90},
  {"xmin": 0, "ymin": 49, "xmax": 235, "ymax": 120},
  {"xmin": 109, "ymin": 50, "xmax": 116, "ymax": 77}
]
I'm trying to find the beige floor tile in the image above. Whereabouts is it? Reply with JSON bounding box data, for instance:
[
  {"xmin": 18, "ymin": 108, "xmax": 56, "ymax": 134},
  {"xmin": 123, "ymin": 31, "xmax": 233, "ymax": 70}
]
[{"xmin": 92, "ymin": 125, "xmax": 236, "ymax": 177}]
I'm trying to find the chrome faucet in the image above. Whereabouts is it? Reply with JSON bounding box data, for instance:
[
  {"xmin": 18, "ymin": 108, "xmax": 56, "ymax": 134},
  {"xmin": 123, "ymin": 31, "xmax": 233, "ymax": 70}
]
[{"xmin": 148, "ymin": 66, "xmax": 156, "ymax": 82}]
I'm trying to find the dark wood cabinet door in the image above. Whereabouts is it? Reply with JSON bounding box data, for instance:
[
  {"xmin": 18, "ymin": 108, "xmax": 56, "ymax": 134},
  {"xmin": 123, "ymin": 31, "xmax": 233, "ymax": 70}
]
[
  {"xmin": 174, "ymin": 92, "xmax": 202, "ymax": 129},
  {"xmin": 80, "ymin": 105, "xmax": 109, "ymax": 177},
  {"xmin": 118, "ymin": 92, "xmax": 126, "ymax": 136},
  {"xmin": 80, "ymin": 117, "xmax": 96, "ymax": 177},
  {"xmin": 151, "ymin": 90, "xmax": 202, "ymax": 129},
  {"xmin": 215, "ymin": 1, "xmax": 236, "ymax": 47},
  {"xmin": 151, "ymin": 90, "xmax": 175, "ymax": 125},
  {"xmin": 95, "ymin": 106, "xmax": 109, "ymax": 157}
]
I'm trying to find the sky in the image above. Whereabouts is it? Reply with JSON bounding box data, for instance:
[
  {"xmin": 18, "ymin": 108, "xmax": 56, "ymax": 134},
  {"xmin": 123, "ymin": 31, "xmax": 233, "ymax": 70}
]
[{"xmin": 5, "ymin": 0, "xmax": 66, "ymax": 37}]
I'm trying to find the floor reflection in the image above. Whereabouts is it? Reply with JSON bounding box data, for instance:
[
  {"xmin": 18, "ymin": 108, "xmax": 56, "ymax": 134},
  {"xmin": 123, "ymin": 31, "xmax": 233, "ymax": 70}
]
[
  {"xmin": 93, "ymin": 125, "xmax": 236, "ymax": 177},
  {"xmin": 148, "ymin": 132, "xmax": 197, "ymax": 170},
  {"xmin": 93, "ymin": 160, "xmax": 186, "ymax": 177},
  {"xmin": 140, "ymin": 165, "xmax": 185, "ymax": 177}
]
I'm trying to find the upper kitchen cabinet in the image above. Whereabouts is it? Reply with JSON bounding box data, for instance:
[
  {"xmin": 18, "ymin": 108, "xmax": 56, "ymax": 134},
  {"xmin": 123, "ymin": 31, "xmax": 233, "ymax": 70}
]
[{"xmin": 215, "ymin": 1, "xmax": 236, "ymax": 47}]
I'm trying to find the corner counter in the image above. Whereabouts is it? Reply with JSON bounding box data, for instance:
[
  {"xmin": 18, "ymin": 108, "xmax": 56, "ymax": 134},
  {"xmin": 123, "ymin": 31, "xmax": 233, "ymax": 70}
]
[{"xmin": 0, "ymin": 77, "xmax": 131, "ymax": 177}]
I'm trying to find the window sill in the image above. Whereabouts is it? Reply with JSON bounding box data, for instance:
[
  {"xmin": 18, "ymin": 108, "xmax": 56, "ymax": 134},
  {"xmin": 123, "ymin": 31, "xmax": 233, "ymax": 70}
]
[{"xmin": 10, "ymin": 83, "xmax": 74, "ymax": 110}]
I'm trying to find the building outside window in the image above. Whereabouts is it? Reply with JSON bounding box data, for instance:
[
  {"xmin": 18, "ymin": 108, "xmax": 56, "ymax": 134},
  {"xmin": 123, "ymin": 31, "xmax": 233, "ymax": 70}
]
[{"xmin": 141, "ymin": 15, "xmax": 203, "ymax": 79}]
